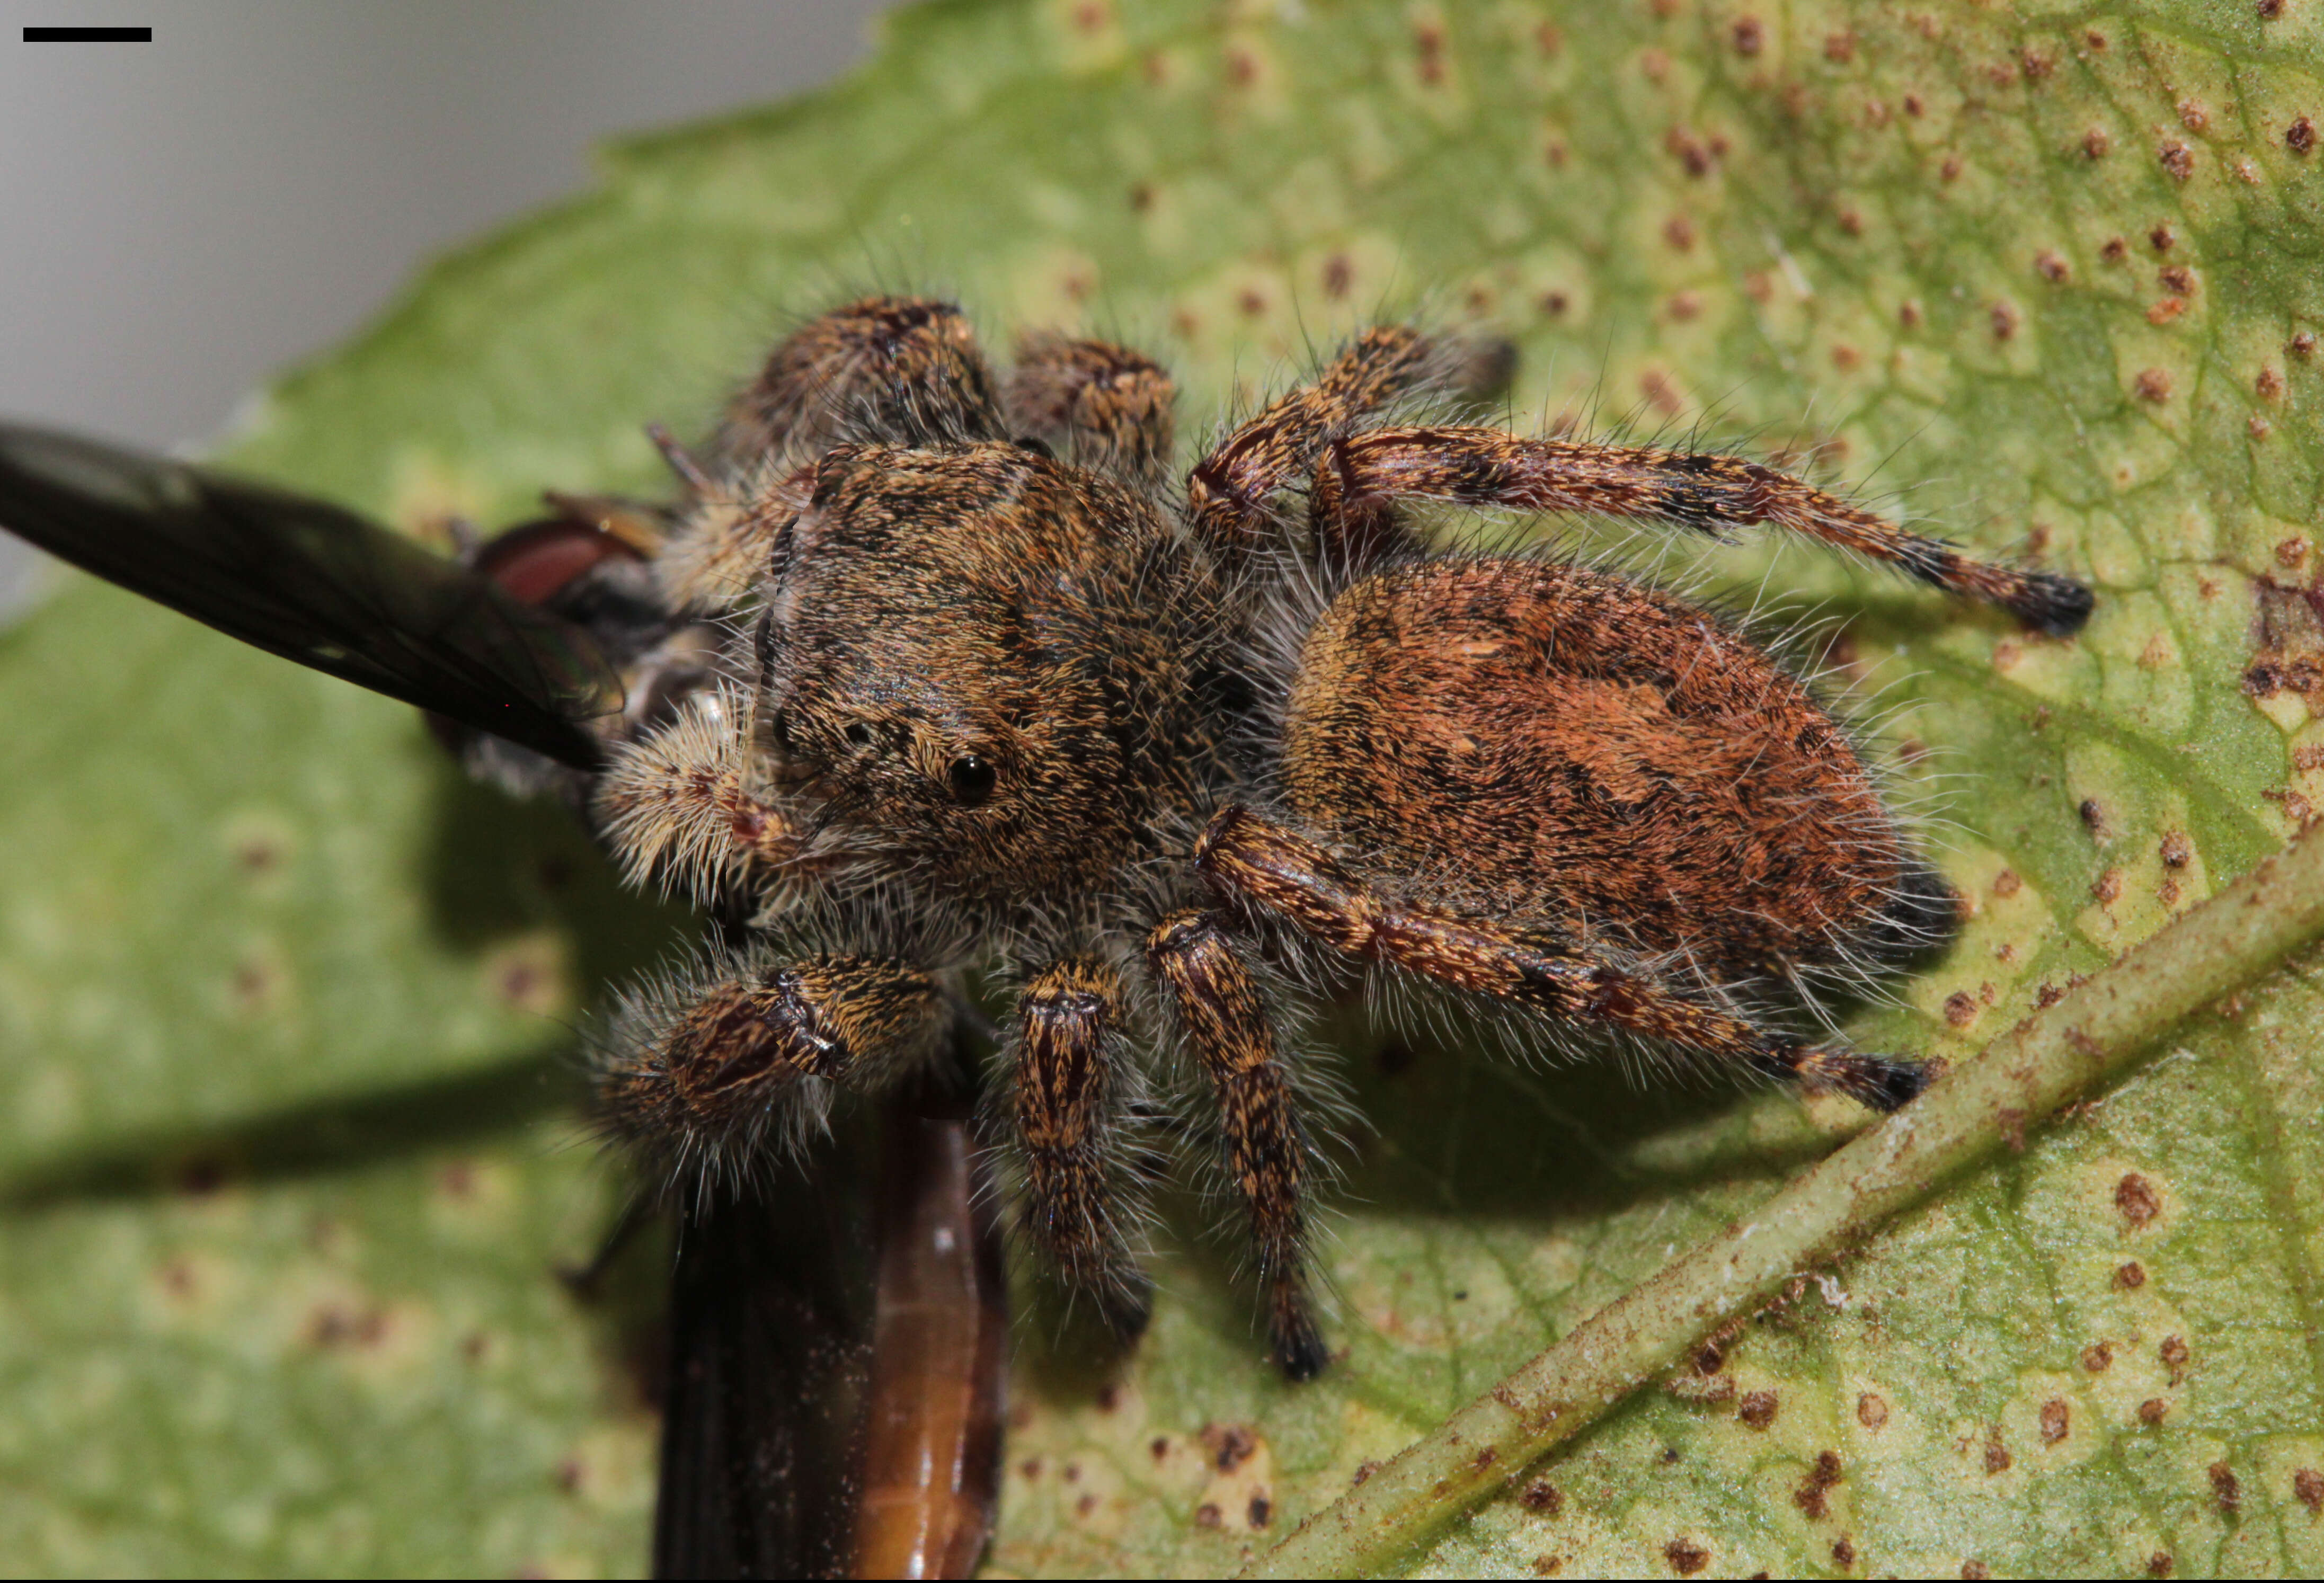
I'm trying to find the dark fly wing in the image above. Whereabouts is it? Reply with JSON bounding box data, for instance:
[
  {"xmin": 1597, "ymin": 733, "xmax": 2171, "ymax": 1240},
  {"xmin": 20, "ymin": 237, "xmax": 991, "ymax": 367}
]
[
  {"xmin": 655, "ymin": 1149, "xmax": 875, "ymax": 1581},
  {"xmin": 0, "ymin": 424, "xmax": 619, "ymax": 768}
]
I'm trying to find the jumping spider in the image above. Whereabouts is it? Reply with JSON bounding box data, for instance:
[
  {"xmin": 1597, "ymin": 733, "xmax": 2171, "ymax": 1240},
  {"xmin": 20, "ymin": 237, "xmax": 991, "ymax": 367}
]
[
  {"xmin": 0, "ymin": 295, "xmax": 2093, "ymax": 1385},
  {"xmin": 579, "ymin": 297, "xmax": 2092, "ymax": 1379}
]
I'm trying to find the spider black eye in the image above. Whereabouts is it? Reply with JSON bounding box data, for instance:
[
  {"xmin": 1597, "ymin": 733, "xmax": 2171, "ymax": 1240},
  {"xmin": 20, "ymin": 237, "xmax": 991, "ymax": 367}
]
[
  {"xmin": 844, "ymin": 722, "xmax": 873, "ymax": 748},
  {"xmin": 1012, "ymin": 434, "xmax": 1054, "ymax": 459},
  {"xmin": 946, "ymin": 753, "xmax": 997, "ymax": 806}
]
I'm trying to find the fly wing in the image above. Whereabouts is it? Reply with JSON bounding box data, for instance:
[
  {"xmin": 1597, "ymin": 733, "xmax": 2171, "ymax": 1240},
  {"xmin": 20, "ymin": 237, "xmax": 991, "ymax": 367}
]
[
  {"xmin": 0, "ymin": 424, "xmax": 620, "ymax": 768},
  {"xmin": 655, "ymin": 1150, "xmax": 874, "ymax": 1581}
]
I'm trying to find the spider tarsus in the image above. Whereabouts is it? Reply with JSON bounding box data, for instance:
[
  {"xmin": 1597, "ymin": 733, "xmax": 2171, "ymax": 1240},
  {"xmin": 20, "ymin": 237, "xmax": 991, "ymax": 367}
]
[
  {"xmin": 1843, "ymin": 1054, "xmax": 1936, "ymax": 1113},
  {"xmin": 2008, "ymin": 570, "xmax": 2098, "ymax": 637},
  {"xmin": 1094, "ymin": 1275, "xmax": 1155, "ymax": 1344},
  {"xmin": 1274, "ymin": 1310, "xmax": 1330, "ymax": 1383}
]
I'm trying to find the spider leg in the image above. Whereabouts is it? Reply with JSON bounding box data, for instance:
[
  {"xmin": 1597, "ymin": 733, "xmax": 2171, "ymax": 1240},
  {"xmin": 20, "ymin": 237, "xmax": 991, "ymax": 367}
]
[
  {"xmin": 1195, "ymin": 805, "xmax": 1930, "ymax": 1114},
  {"xmin": 719, "ymin": 295, "xmax": 1005, "ymax": 465},
  {"xmin": 1148, "ymin": 911, "xmax": 1327, "ymax": 1381},
  {"xmin": 594, "ymin": 952, "xmax": 950, "ymax": 1179},
  {"xmin": 1308, "ymin": 425, "xmax": 2092, "ymax": 634},
  {"xmin": 1186, "ymin": 326, "xmax": 1511, "ymax": 554},
  {"xmin": 660, "ymin": 298, "xmax": 1009, "ymax": 611},
  {"xmin": 1012, "ymin": 962, "xmax": 1153, "ymax": 1340},
  {"xmin": 1003, "ymin": 334, "xmax": 1177, "ymax": 486}
]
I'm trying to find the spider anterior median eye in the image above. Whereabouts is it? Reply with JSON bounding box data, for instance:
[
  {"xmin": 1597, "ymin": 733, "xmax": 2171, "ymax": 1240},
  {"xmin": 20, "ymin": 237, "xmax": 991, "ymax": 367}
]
[
  {"xmin": 948, "ymin": 753, "xmax": 997, "ymax": 806},
  {"xmin": 844, "ymin": 722, "xmax": 874, "ymax": 748}
]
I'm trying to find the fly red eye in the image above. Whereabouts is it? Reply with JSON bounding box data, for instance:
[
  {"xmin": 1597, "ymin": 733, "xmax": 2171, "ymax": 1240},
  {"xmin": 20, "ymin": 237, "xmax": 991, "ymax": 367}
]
[{"xmin": 947, "ymin": 753, "xmax": 997, "ymax": 806}]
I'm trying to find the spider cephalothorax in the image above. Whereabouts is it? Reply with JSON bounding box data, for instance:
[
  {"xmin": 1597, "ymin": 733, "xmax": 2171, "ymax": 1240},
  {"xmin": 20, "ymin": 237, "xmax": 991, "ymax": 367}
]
[{"xmin": 578, "ymin": 296, "xmax": 2091, "ymax": 1379}]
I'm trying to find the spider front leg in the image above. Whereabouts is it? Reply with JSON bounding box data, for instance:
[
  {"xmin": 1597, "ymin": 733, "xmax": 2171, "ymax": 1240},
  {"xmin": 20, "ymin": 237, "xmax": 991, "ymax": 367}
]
[
  {"xmin": 1308, "ymin": 425, "xmax": 2092, "ymax": 633},
  {"xmin": 1003, "ymin": 333, "xmax": 1177, "ymax": 486},
  {"xmin": 719, "ymin": 295, "xmax": 1005, "ymax": 465},
  {"xmin": 594, "ymin": 950, "xmax": 950, "ymax": 1179},
  {"xmin": 661, "ymin": 297, "xmax": 1009, "ymax": 611},
  {"xmin": 1148, "ymin": 911, "xmax": 1327, "ymax": 1381},
  {"xmin": 1196, "ymin": 806, "xmax": 1930, "ymax": 1114},
  {"xmin": 1012, "ymin": 962, "xmax": 1154, "ymax": 1340}
]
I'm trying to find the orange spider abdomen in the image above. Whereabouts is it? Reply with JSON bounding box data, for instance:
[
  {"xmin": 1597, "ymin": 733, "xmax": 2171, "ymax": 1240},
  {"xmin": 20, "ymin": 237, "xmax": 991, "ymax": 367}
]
[{"xmin": 1279, "ymin": 559, "xmax": 1908, "ymax": 975}]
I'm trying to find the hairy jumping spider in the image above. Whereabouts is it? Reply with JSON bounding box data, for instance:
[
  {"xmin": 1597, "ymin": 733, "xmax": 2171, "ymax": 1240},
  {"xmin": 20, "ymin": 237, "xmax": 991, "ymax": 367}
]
[{"xmin": 557, "ymin": 296, "xmax": 2093, "ymax": 1380}]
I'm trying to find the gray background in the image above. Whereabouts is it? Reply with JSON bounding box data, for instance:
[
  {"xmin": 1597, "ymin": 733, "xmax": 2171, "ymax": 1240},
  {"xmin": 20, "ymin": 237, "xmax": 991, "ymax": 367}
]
[{"xmin": 0, "ymin": 0, "xmax": 894, "ymax": 618}]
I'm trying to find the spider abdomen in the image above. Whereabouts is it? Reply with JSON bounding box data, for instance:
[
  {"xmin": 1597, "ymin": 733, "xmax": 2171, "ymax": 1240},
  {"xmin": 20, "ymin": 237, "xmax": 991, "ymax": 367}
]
[{"xmin": 1278, "ymin": 558, "xmax": 1920, "ymax": 976}]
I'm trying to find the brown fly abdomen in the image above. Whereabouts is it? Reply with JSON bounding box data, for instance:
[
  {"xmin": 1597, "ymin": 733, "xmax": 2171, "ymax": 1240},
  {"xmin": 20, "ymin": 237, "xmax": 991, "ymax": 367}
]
[{"xmin": 848, "ymin": 1110, "xmax": 1008, "ymax": 1581}]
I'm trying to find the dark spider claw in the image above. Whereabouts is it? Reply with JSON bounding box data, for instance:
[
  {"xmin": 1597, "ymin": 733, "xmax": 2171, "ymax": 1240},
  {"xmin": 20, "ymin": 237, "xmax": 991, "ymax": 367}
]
[
  {"xmin": 1093, "ymin": 1273, "xmax": 1155, "ymax": 1345},
  {"xmin": 1273, "ymin": 1310, "xmax": 1329, "ymax": 1383},
  {"xmin": 2006, "ymin": 568, "xmax": 2097, "ymax": 638},
  {"xmin": 1828, "ymin": 1052, "xmax": 1937, "ymax": 1114}
]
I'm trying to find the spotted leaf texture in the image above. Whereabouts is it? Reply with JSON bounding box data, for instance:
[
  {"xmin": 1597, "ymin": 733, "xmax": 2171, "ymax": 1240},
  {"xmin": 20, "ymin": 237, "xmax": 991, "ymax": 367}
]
[{"xmin": 3, "ymin": 2, "xmax": 2322, "ymax": 1576}]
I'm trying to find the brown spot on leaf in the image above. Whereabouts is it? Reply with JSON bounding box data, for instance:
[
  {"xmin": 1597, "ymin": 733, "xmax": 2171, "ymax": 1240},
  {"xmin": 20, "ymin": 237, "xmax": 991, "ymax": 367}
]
[
  {"xmin": 2139, "ymin": 1397, "xmax": 2170, "ymax": 1425},
  {"xmin": 1963, "ymin": 1564, "xmax": 1993, "ymax": 1581},
  {"xmin": 2036, "ymin": 250, "xmax": 2070, "ymax": 282},
  {"xmin": 2159, "ymin": 141, "xmax": 2194, "ymax": 180},
  {"xmin": 1522, "ymin": 1479, "xmax": 1564, "ymax": 1514},
  {"xmin": 1982, "ymin": 1428, "xmax": 2012, "ymax": 1473},
  {"xmin": 1793, "ymin": 1451, "xmax": 1843, "ymax": 1519},
  {"xmin": 2177, "ymin": 99, "xmax": 2210, "ymax": 132},
  {"xmin": 1202, "ymin": 1422, "xmax": 1258, "ymax": 1473},
  {"xmin": 1856, "ymin": 1393, "xmax": 1888, "ymax": 1430},
  {"xmin": 2082, "ymin": 1341, "xmax": 2115, "ymax": 1372},
  {"xmin": 1832, "ymin": 1537, "xmax": 1857, "ymax": 1568},
  {"xmin": 2259, "ymin": 365, "xmax": 2287, "ymax": 402},
  {"xmin": 2210, "ymin": 1461, "xmax": 2241, "ymax": 1514},
  {"xmin": 2160, "ymin": 265, "xmax": 2195, "ymax": 296},
  {"xmin": 1991, "ymin": 300, "xmax": 2019, "ymax": 340},
  {"xmin": 2092, "ymin": 868, "xmax": 2123, "ymax": 905},
  {"xmin": 1731, "ymin": 16, "xmax": 1764, "ymax": 55},
  {"xmin": 1992, "ymin": 868, "xmax": 2023, "ymax": 897},
  {"xmin": 1663, "ymin": 214, "xmax": 1696, "ymax": 252},
  {"xmin": 2101, "ymin": 236, "xmax": 2129, "ymax": 262},
  {"xmin": 2291, "ymin": 117, "xmax": 2317, "ymax": 154},
  {"xmin": 1824, "ymin": 31, "xmax": 1855, "ymax": 64},
  {"xmin": 2161, "ymin": 1333, "xmax": 2190, "ymax": 1383},
  {"xmin": 2292, "ymin": 1466, "xmax": 2322, "ymax": 1514},
  {"xmin": 2116, "ymin": 1173, "xmax": 2160, "ymax": 1225},
  {"xmin": 1738, "ymin": 1390, "xmax": 1779, "ymax": 1430},
  {"xmin": 1352, "ymin": 1460, "xmax": 1380, "ymax": 1486},
  {"xmin": 2135, "ymin": 368, "xmax": 2174, "ymax": 402},
  {"xmin": 1194, "ymin": 1501, "xmax": 1222, "ymax": 1528},
  {"xmin": 2039, "ymin": 1399, "xmax": 2070, "ymax": 1444},
  {"xmin": 1248, "ymin": 1493, "xmax": 1273, "ymax": 1528},
  {"xmin": 2150, "ymin": 224, "xmax": 2177, "ymax": 253},
  {"xmin": 2146, "ymin": 1555, "xmax": 2174, "ymax": 1578},
  {"xmin": 2115, "ymin": 1260, "xmax": 2147, "ymax": 1289},
  {"xmin": 1665, "ymin": 1537, "xmax": 1710, "ymax": 1576}
]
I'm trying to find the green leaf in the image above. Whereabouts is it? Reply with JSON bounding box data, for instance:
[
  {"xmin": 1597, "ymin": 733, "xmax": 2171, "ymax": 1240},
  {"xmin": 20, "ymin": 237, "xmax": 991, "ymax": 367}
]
[{"xmin": 3, "ymin": 1, "xmax": 2321, "ymax": 1575}]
